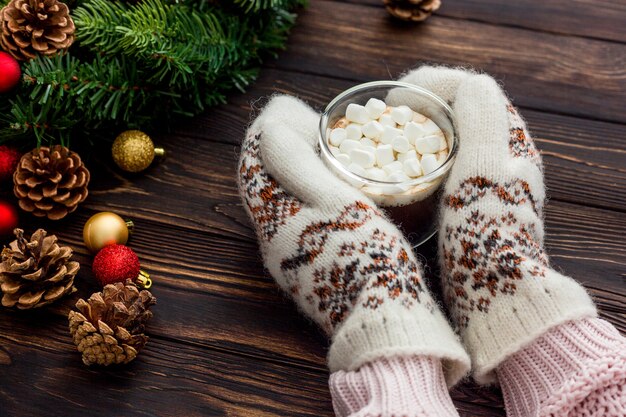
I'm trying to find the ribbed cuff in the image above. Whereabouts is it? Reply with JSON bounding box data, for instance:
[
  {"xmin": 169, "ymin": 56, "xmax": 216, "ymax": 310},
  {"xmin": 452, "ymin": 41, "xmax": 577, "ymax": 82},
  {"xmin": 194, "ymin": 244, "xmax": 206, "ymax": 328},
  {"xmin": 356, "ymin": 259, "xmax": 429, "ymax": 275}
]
[
  {"xmin": 330, "ymin": 356, "xmax": 459, "ymax": 417},
  {"xmin": 463, "ymin": 267, "xmax": 597, "ymax": 384},
  {"xmin": 328, "ymin": 304, "xmax": 470, "ymax": 387},
  {"xmin": 497, "ymin": 318, "xmax": 626, "ymax": 417}
]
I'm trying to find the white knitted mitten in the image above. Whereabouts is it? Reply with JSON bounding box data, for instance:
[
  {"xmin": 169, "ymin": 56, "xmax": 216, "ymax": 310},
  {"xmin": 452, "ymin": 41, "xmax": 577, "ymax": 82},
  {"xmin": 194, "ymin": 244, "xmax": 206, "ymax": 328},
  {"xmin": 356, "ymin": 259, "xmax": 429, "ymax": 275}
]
[
  {"xmin": 401, "ymin": 67, "xmax": 597, "ymax": 384},
  {"xmin": 238, "ymin": 95, "xmax": 470, "ymax": 385}
]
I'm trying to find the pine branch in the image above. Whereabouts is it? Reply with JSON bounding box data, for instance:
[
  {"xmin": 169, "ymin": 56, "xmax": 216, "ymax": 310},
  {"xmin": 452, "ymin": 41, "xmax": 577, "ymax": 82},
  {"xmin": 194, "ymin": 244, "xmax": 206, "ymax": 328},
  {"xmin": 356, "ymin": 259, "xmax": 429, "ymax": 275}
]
[
  {"xmin": 233, "ymin": 0, "xmax": 306, "ymax": 13},
  {"xmin": 73, "ymin": 0, "xmax": 301, "ymax": 110},
  {"xmin": 1, "ymin": 54, "xmax": 176, "ymax": 145},
  {"xmin": 1, "ymin": 0, "xmax": 305, "ymax": 146}
]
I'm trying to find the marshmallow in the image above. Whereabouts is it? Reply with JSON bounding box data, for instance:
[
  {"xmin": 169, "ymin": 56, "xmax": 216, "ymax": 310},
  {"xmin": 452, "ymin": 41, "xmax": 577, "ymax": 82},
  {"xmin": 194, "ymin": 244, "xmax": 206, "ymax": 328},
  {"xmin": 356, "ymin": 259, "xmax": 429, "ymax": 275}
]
[
  {"xmin": 414, "ymin": 135, "xmax": 440, "ymax": 154},
  {"xmin": 361, "ymin": 137, "xmax": 377, "ymax": 148},
  {"xmin": 397, "ymin": 149, "xmax": 418, "ymax": 163},
  {"xmin": 379, "ymin": 114, "xmax": 396, "ymax": 127},
  {"xmin": 392, "ymin": 136, "xmax": 410, "ymax": 153},
  {"xmin": 362, "ymin": 121, "xmax": 384, "ymax": 139},
  {"xmin": 327, "ymin": 102, "xmax": 450, "ymax": 194},
  {"xmin": 346, "ymin": 103, "xmax": 370, "ymax": 124},
  {"xmin": 391, "ymin": 105, "xmax": 413, "ymax": 125},
  {"xmin": 346, "ymin": 124, "xmax": 363, "ymax": 141},
  {"xmin": 347, "ymin": 162, "xmax": 367, "ymax": 178},
  {"xmin": 329, "ymin": 128, "xmax": 347, "ymax": 146},
  {"xmin": 366, "ymin": 167, "xmax": 387, "ymax": 181},
  {"xmin": 381, "ymin": 183, "xmax": 408, "ymax": 195},
  {"xmin": 403, "ymin": 121, "xmax": 427, "ymax": 145},
  {"xmin": 375, "ymin": 144, "xmax": 395, "ymax": 167},
  {"xmin": 335, "ymin": 153, "xmax": 350, "ymax": 166},
  {"xmin": 380, "ymin": 126, "xmax": 402, "ymax": 145},
  {"xmin": 350, "ymin": 148, "xmax": 376, "ymax": 169},
  {"xmin": 421, "ymin": 154, "xmax": 442, "ymax": 175},
  {"xmin": 365, "ymin": 98, "xmax": 387, "ymax": 119},
  {"xmin": 382, "ymin": 161, "xmax": 403, "ymax": 174},
  {"xmin": 380, "ymin": 169, "xmax": 411, "ymax": 195},
  {"xmin": 339, "ymin": 139, "xmax": 361, "ymax": 154},
  {"xmin": 387, "ymin": 171, "xmax": 410, "ymax": 183},
  {"xmin": 422, "ymin": 119, "xmax": 441, "ymax": 135},
  {"xmin": 363, "ymin": 186, "xmax": 385, "ymax": 195},
  {"xmin": 437, "ymin": 134, "xmax": 448, "ymax": 151},
  {"xmin": 403, "ymin": 158, "xmax": 422, "ymax": 177}
]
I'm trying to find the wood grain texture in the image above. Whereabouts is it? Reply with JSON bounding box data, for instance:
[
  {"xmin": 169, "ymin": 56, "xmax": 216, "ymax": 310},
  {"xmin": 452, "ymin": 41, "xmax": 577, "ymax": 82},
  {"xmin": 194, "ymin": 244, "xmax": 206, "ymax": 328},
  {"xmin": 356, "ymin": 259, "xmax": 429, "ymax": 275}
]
[
  {"xmin": 179, "ymin": 68, "xmax": 626, "ymax": 212},
  {"xmin": 276, "ymin": 1, "xmax": 626, "ymax": 123},
  {"xmin": 0, "ymin": 314, "xmax": 333, "ymax": 417},
  {"xmin": 341, "ymin": 0, "xmax": 626, "ymax": 43},
  {"xmin": 1, "ymin": 1, "xmax": 625, "ymax": 416}
]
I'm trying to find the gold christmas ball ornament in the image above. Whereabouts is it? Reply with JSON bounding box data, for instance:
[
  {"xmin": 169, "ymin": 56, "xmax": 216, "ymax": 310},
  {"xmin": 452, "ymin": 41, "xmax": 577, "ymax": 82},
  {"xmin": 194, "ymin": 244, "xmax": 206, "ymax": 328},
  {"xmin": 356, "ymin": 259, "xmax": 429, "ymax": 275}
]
[
  {"xmin": 83, "ymin": 212, "xmax": 134, "ymax": 253},
  {"xmin": 112, "ymin": 130, "xmax": 165, "ymax": 173}
]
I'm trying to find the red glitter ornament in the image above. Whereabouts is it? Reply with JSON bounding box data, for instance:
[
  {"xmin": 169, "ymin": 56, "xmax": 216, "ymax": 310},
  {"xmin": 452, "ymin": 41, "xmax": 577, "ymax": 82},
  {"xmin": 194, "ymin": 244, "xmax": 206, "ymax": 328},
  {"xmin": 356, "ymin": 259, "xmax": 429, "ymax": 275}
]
[
  {"xmin": 0, "ymin": 199, "xmax": 18, "ymax": 238},
  {"xmin": 0, "ymin": 146, "xmax": 21, "ymax": 183},
  {"xmin": 92, "ymin": 244, "xmax": 141, "ymax": 286},
  {"xmin": 0, "ymin": 52, "xmax": 21, "ymax": 93}
]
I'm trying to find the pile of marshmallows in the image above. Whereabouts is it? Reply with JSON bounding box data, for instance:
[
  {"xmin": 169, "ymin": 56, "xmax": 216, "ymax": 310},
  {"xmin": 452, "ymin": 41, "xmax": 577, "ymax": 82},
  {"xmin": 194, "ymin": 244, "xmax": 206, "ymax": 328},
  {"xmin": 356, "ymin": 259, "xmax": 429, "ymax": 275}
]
[{"xmin": 327, "ymin": 98, "xmax": 449, "ymax": 188}]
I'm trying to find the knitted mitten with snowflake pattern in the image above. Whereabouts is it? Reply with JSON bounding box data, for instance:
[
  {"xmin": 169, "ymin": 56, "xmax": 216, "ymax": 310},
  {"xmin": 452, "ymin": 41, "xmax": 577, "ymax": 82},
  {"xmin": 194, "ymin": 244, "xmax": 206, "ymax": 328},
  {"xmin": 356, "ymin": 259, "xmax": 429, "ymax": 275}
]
[
  {"xmin": 238, "ymin": 95, "xmax": 470, "ymax": 392},
  {"xmin": 401, "ymin": 66, "xmax": 594, "ymax": 380},
  {"xmin": 402, "ymin": 66, "xmax": 626, "ymax": 416}
]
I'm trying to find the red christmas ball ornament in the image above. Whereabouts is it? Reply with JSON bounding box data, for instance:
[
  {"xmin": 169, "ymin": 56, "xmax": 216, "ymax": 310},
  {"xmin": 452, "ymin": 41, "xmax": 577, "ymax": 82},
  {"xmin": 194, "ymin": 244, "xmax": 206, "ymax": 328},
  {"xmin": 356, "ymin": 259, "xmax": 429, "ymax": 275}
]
[
  {"xmin": 92, "ymin": 244, "xmax": 152, "ymax": 288},
  {"xmin": 93, "ymin": 244, "xmax": 140, "ymax": 285},
  {"xmin": 0, "ymin": 52, "xmax": 21, "ymax": 93},
  {"xmin": 0, "ymin": 145, "xmax": 21, "ymax": 183},
  {"xmin": 0, "ymin": 199, "xmax": 19, "ymax": 238}
]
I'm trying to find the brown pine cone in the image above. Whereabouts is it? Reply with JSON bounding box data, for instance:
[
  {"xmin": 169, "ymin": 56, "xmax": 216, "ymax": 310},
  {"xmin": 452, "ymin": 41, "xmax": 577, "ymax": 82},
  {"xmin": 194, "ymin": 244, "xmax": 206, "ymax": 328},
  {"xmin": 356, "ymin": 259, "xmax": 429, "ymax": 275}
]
[
  {"xmin": 14, "ymin": 145, "xmax": 90, "ymax": 220},
  {"xmin": 0, "ymin": 0, "xmax": 75, "ymax": 61},
  {"xmin": 0, "ymin": 228, "xmax": 78, "ymax": 309},
  {"xmin": 68, "ymin": 280, "xmax": 156, "ymax": 366},
  {"xmin": 384, "ymin": 0, "xmax": 441, "ymax": 22}
]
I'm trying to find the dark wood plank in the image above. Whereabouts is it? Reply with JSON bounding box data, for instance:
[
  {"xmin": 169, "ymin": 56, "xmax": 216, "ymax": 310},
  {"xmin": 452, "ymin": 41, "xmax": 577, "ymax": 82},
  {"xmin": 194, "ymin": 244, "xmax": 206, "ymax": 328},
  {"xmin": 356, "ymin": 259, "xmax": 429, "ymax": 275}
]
[
  {"xmin": 273, "ymin": 1, "xmax": 626, "ymax": 123},
  {"xmin": 3, "ymin": 106, "xmax": 625, "ymax": 413},
  {"xmin": 0, "ymin": 308, "xmax": 511, "ymax": 417},
  {"xmin": 19, "ymin": 196, "xmax": 626, "ymax": 364},
  {"xmin": 340, "ymin": 0, "xmax": 626, "ymax": 43},
  {"xmin": 3, "ymin": 67, "xmax": 622, "ymax": 415},
  {"xmin": 3, "ymin": 1, "xmax": 626, "ymax": 415},
  {"xmin": 1, "ymin": 198, "xmax": 623, "ymax": 416},
  {"xmin": 5, "ymin": 155, "xmax": 624, "ymax": 375},
  {"xmin": 0, "ymin": 314, "xmax": 334, "ymax": 417},
  {"xmin": 177, "ymin": 69, "xmax": 626, "ymax": 213}
]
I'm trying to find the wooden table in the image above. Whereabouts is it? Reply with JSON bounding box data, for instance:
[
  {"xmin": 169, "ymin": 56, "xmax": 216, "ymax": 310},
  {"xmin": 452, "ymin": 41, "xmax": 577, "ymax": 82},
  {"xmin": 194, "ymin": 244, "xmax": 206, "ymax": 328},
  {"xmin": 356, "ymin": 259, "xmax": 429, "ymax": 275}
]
[{"xmin": 1, "ymin": 1, "xmax": 625, "ymax": 416}]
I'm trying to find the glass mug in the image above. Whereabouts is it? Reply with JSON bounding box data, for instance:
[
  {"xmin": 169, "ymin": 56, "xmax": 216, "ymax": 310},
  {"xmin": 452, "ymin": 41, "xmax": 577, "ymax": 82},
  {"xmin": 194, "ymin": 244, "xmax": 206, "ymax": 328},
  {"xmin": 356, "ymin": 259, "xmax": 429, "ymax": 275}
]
[{"xmin": 319, "ymin": 81, "xmax": 458, "ymax": 247}]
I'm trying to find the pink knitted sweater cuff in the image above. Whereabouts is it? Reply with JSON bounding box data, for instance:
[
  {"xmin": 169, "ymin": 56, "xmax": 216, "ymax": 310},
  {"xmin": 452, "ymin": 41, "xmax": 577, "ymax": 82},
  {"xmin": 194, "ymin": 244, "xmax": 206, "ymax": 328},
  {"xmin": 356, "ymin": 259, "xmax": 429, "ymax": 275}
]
[
  {"xmin": 497, "ymin": 317, "xmax": 626, "ymax": 417},
  {"xmin": 329, "ymin": 356, "xmax": 459, "ymax": 417}
]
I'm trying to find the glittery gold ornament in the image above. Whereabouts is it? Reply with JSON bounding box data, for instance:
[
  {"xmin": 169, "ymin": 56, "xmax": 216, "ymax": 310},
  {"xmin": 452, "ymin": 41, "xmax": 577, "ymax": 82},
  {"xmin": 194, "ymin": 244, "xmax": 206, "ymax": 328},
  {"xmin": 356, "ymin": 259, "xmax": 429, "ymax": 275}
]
[
  {"xmin": 83, "ymin": 212, "xmax": 134, "ymax": 253},
  {"xmin": 112, "ymin": 130, "xmax": 165, "ymax": 173}
]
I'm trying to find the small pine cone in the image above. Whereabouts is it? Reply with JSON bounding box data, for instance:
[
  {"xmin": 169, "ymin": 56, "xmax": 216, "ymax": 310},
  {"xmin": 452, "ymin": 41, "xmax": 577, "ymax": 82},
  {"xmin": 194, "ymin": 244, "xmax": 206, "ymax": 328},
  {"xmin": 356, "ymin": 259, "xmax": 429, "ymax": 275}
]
[
  {"xmin": 68, "ymin": 280, "xmax": 156, "ymax": 366},
  {"xmin": 0, "ymin": 228, "xmax": 78, "ymax": 309},
  {"xmin": 384, "ymin": 0, "xmax": 441, "ymax": 22},
  {"xmin": 14, "ymin": 145, "xmax": 90, "ymax": 220},
  {"xmin": 0, "ymin": 0, "xmax": 75, "ymax": 61}
]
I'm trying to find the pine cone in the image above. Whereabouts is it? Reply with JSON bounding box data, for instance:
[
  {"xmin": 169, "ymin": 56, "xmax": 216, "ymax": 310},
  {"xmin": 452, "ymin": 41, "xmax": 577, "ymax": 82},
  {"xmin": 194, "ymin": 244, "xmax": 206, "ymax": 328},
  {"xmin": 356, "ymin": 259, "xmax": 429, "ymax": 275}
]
[
  {"xmin": 384, "ymin": 0, "xmax": 441, "ymax": 22},
  {"xmin": 0, "ymin": 0, "xmax": 75, "ymax": 61},
  {"xmin": 0, "ymin": 228, "xmax": 78, "ymax": 309},
  {"xmin": 68, "ymin": 280, "xmax": 156, "ymax": 366},
  {"xmin": 14, "ymin": 145, "xmax": 90, "ymax": 220}
]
